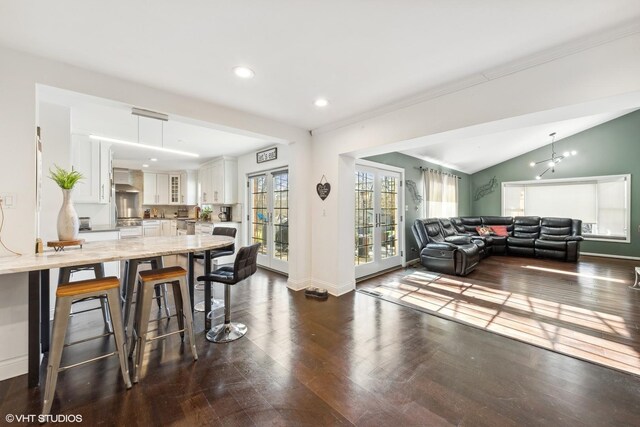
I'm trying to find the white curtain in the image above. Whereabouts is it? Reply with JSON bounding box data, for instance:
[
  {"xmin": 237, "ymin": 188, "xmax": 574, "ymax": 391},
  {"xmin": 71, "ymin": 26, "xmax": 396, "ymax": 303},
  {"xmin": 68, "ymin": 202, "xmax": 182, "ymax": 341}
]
[{"xmin": 423, "ymin": 169, "xmax": 458, "ymax": 218}]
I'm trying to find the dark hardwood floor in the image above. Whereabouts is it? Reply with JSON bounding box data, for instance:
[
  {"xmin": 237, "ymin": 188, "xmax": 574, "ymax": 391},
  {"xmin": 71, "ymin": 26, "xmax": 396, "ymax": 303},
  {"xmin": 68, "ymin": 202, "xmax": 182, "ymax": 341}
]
[
  {"xmin": 359, "ymin": 255, "xmax": 640, "ymax": 377},
  {"xmin": 1, "ymin": 255, "xmax": 640, "ymax": 426}
]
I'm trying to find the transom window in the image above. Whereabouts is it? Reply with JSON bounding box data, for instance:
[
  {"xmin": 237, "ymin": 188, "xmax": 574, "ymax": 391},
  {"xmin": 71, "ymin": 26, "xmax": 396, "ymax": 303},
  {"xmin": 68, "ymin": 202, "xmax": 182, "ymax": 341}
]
[{"xmin": 502, "ymin": 174, "xmax": 630, "ymax": 242}]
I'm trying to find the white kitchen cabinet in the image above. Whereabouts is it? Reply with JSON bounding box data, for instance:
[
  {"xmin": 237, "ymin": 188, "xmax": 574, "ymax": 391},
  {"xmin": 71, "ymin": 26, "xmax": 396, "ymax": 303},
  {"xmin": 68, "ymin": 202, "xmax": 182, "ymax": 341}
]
[
  {"xmin": 161, "ymin": 220, "xmax": 177, "ymax": 236},
  {"xmin": 143, "ymin": 220, "xmax": 161, "ymax": 237},
  {"xmin": 98, "ymin": 142, "xmax": 112, "ymax": 204},
  {"xmin": 143, "ymin": 172, "xmax": 170, "ymax": 205},
  {"xmin": 157, "ymin": 173, "xmax": 169, "ymax": 204},
  {"xmin": 198, "ymin": 166, "xmax": 212, "ymax": 204},
  {"xmin": 195, "ymin": 223, "xmax": 214, "ymax": 235},
  {"xmin": 143, "ymin": 173, "xmax": 156, "ymax": 205},
  {"xmin": 180, "ymin": 170, "xmax": 197, "ymax": 205},
  {"xmin": 169, "ymin": 174, "xmax": 181, "ymax": 205},
  {"xmin": 198, "ymin": 157, "xmax": 237, "ymax": 205},
  {"xmin": 71, "ymin": 135, "xmax": 111, "ymax": 204}
]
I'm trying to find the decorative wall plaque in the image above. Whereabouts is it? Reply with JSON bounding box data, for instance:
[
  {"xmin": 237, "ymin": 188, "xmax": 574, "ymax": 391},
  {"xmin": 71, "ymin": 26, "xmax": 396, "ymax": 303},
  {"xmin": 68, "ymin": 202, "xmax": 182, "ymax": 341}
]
[
  {"xmin": 473, "ymin": 176, "xmax": 498, "ymax": 201},
  {"xmin": 316, "ymin": 175, "xmax": 331, "ymax": 201},
  {"xmin": 256, "ymin": 147, "xmax": 277, "ymax": 163}
]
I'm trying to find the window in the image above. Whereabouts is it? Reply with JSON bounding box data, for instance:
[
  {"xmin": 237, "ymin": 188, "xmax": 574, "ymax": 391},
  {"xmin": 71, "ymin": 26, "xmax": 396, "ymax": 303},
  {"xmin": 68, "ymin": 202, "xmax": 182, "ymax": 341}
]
[
  {"xmin": 423, "ymin": 169, "xmax": 458, "ymax": 218},
  {"xmin": 502, "ymin": 174, "xmax": 630, "ymax": 242}
]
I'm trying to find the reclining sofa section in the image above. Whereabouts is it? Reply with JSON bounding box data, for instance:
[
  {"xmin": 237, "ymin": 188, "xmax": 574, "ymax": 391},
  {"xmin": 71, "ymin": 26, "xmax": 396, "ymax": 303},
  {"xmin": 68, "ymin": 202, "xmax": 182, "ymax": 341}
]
[{"xmin": 413, "ymin": 216, "xmax": 583, "ymax": 276}]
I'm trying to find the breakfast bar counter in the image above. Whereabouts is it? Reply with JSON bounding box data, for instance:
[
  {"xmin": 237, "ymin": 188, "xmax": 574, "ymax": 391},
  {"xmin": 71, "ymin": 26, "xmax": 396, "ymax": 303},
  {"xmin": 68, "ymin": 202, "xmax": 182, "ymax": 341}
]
[{"xmin": 0, "ymin": 234, "xmax": 234, "ymax": 388}]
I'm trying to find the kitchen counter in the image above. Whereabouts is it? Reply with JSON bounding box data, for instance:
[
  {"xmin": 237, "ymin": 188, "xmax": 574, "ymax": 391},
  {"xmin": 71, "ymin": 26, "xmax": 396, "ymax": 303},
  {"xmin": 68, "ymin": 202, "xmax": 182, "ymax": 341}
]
[
  {"xmin": 194, "ymin": 219, "xmax": 240, "ymax": 224},
  {"xmin": 79, "ymin": 225, "xmax": 120, "ymax": 233},
  {"xmin": 144, "ymin": 217, "xmax": 193, "ymax": 221}
]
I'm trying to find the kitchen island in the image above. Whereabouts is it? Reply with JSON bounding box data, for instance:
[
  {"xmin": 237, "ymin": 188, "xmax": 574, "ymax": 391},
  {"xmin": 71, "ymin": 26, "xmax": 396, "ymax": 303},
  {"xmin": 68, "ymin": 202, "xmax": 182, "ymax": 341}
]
[{"xmin": 0, "ymin": 234, "xmax": 234, "ymax": 388}]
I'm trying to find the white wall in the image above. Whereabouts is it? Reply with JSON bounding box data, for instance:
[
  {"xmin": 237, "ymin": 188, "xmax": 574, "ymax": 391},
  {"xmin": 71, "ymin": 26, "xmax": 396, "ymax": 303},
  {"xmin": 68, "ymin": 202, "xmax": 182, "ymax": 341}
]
[
  {"xmin": 309, "ymin": 32, "xmax": 640, "ymax": 296},
  {"xmin": 0, "ymin": 45, "xmax": 312, "ymax": 380}
]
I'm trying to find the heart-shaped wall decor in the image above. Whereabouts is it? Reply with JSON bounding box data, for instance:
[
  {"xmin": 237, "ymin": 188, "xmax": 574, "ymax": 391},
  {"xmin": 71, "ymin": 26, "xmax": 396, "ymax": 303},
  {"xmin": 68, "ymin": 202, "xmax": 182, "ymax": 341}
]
[{"xmin": 316, "ymin": 182, "xmax": 331, "ymax": 201}]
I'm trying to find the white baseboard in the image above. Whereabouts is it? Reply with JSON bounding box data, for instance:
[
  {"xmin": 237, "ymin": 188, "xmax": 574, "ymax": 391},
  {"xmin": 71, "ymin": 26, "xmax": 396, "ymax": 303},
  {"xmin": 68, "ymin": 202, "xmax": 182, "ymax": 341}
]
[
  {"xmin": 287, "ymin": 277, "xmax": 312, "ymax": 291},
  {"xmin": 311, "ymin": 279, "xmax": 355, "ymax": 296},
  {"xmin": 581, "ymin": 252, "xmax": 640, "ymax": 261},
  {"xmin": 0, "ymin": 355, "xmax": 27, "ymax": 381}
]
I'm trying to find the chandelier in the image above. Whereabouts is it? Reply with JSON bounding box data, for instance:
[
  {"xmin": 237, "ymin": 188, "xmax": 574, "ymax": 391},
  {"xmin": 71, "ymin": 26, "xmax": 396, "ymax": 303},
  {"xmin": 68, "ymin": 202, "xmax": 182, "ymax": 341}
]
[{"xmin": 529, "ymin": 132, "xmax": 577, "ymax": 180}]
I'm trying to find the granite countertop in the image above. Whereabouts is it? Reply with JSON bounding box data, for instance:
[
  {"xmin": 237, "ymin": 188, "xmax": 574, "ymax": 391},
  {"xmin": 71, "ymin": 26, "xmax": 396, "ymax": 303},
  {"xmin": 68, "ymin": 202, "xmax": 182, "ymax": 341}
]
[
  {"xmin": 79, "ymin": 225, "xmax": 120, "ymax": 233},
  {"xmin": 143, "ymin": 217, "xmax": 194, "ymax": 221},
  {"xmin": 0, "ymin": 235, "xmax": 235, "ymax": 274}
]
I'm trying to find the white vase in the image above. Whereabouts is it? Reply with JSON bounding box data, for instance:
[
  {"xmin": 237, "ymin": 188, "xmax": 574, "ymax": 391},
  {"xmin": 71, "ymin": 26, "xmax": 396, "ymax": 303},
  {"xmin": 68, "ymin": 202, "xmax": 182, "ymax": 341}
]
[{"xmin": 57, "ymin": 189, "xmax": 79, "ymax": 241}]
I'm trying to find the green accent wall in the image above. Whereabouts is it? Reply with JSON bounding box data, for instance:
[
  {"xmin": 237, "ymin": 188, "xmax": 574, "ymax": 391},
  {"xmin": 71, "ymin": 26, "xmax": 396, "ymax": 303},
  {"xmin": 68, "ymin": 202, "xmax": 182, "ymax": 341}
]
[
  {"xmin": 471, "ymin": 109, "xmax": 640, "ymax": 258},
  {"xmin": 364, "ymin": 152, "xmax": 472, "ymax": 261}
]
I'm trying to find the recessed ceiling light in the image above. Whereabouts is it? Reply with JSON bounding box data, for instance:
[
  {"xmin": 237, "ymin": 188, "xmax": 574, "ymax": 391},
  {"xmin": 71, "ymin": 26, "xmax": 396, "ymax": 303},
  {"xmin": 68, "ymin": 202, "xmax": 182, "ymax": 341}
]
[
  {"xmin": 142, "ymin": 164, "xmax": 149, "ymax": 168},
  {"xmin": 233, "ymin": 66, "xmax": 255, "ymax": 79},
  {"xmin": 150, "ymin": 158, "xmax": 158, "ymax": 162},
  {"xmin": 314, "ymin": 98, "xmax": 329, "ymax": 107}
]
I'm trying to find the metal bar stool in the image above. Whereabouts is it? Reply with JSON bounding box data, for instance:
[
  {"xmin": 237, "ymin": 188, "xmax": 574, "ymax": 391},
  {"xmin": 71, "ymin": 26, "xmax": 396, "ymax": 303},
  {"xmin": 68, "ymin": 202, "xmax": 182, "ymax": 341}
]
[
  {"xmin": 129, "ymin": 266, "xmax": 197, "ymax": 383},
  {"xmin": 197, "ymin": 243, "xmax": 260, "ymax": 343},
  {"xmin": 122, "ymin": 257, "xmax": 171, "ymax": 332},
  {"xmin": 59, "ymin": 263, "xmax": 112, "ymax": 332},
  {"xmin": 42, "ymin": 276, "xmax": 131, "ymax": 416},
  {"xmin": 193, "ymin": 227, "xmax": 237, "ymax": 313}
]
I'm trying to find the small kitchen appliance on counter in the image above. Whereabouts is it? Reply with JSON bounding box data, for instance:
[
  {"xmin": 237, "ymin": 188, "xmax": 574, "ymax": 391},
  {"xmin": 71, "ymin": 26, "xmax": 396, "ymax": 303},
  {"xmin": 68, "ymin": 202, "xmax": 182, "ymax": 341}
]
[
  {"xmin": 218, "ymin": 206, "xmax": 232, "ymax": 222},
  {"xmin": 79, "ymin": 217, "xmax": 92, "ymax": 231}
]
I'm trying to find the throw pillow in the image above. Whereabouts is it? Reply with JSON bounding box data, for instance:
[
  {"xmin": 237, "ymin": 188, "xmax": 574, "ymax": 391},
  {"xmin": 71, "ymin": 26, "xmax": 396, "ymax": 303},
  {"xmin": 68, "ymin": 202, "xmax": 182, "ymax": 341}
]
[
  {"xmin": 489, "ymin": 225, "xmax": 509, "ymax": 236},
  {"xmin": 476, "ymin": 226, "xmax": 492, "ymax": 236}
]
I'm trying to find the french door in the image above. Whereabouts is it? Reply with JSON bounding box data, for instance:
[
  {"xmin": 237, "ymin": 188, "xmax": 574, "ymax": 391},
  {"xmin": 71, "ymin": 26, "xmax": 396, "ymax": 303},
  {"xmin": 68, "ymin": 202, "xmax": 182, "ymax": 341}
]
[
  {"xmin": 355, "ymin": 163, "xmax": 403, "ymax": 278},
  {"xmin": 248, "ymin": 169, "xmax": 289, "ymax": 273}
]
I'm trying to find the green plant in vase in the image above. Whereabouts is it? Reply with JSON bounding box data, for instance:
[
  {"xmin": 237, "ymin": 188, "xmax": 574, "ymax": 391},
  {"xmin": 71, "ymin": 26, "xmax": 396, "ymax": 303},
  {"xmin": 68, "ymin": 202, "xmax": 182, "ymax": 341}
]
[
  {"xmin": 200, "ymin": 206, "xmax": 212, "ymax": 221},
  {"xmin": 48, "ymin": 165, "xmax": 84, "ymax": 241}
]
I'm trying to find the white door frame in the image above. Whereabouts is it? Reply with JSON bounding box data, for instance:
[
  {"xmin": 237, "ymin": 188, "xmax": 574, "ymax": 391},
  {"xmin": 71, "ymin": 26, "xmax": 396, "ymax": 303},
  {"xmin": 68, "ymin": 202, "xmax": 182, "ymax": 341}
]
[
  {"xmin": 247, "ymin": 167, "xmax": 289, "ymax": 274},
  {"xmin": 355, "ymin": 159, "xmax": 405, "ymax": 279}
]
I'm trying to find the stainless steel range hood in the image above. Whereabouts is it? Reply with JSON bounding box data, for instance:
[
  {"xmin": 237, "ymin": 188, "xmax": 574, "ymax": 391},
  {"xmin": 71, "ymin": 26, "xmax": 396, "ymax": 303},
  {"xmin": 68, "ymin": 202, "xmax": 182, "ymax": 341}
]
[
  {"xmin": 115, "ymin": 183, "xmax": 139, "ymax": 193},
  {"xmin": 114, "ymin": 168, "xmax": 140, "ymax": 192}
]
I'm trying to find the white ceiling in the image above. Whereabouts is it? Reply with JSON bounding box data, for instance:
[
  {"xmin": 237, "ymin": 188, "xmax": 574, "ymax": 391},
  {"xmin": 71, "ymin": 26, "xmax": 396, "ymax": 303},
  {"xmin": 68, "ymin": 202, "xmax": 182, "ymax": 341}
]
[
  {"xmin": 38, "ymin": 86, "xmax": 276, "ymax": 170},
  {"xmin": 401, "ymin": 109, "xmax": 637, "ymax": 174},
  {"xmin": 2, "ymin": 1, "xmax": 640, "ymax": 130}
]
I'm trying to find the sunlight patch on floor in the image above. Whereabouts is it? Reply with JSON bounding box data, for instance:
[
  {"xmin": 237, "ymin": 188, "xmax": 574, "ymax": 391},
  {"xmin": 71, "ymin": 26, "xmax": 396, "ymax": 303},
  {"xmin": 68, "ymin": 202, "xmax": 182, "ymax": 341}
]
[
  {"xmin": 365, "ymin": 269, "xmax": 640, "ymax": 376},
  {"xmin": 522, "ymin": 265, "xmax": 627, "ymax": 284}
]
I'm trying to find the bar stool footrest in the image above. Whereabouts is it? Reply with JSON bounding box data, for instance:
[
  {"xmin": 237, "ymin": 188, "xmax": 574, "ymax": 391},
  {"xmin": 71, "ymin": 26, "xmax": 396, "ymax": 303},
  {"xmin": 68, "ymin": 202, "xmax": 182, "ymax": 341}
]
[{"xmin": 58, "ymin": 351, "xmax": 118, "ymax": 372}]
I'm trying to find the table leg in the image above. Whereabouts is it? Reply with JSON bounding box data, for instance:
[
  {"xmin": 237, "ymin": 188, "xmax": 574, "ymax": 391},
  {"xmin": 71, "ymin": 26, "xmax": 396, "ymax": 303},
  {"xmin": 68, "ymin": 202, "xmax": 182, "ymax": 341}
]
[
  {"xmin": 188, "ymin": 252, "xmax": 195, "ymax": 313},
  {"xmin": 40, "ymin": 270, "xmax": 50, "ymax": 353},
  {"xmin": 28, "ymin": 270, "xmax": 41, "ymax": 388},
  {"xmin": 204, "ymin": 250, "xmax": 212, "ymax": 330}
]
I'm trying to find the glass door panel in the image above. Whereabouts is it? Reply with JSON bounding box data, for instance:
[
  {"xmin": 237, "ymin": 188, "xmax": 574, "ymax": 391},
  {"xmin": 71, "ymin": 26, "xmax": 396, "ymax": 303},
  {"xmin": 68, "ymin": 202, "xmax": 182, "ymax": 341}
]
[
  {"xmin": 248, "ymin": 169, "xmax": 289, "ymax": 273},
  {"xmin": 355, "ymin": 165, "xmax": 403, "ymax": 278},
  {"xmin": 355, "ymin": 171, "xmax": 374, "ymax": 266},
  {"xmin": 379, "ymin": 174, "xmax": 399, "ymax": 260},
  {"xmin": 250, "ymin": 175, "xmax": 268, "ymax": 257},
  {"xmin": 273, "ymin": 172, "xmax": 289, "ymax": 263}
]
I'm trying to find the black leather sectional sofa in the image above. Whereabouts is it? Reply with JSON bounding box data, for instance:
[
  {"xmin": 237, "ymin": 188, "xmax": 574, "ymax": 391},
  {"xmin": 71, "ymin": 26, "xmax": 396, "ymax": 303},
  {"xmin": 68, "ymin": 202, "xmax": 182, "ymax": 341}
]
[{"xmin": 412, "ymin": 216, "xmax": 584, "ymax": 276}]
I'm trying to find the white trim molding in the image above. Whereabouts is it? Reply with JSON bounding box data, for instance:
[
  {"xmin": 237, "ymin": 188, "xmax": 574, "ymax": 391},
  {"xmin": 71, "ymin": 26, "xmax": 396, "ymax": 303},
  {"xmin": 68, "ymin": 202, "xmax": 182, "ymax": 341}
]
[
  {"xmin": 0, "ymin": 355, "xmax": 27, "ymax": 382},
  {"xmin": 312, "ymin": 279, "xmax": 355, "ymax": 297},
  {"xmin": 581, "ymin": 252, "xmax": 640, "ymax": 261},
  {"xmin": 287, "ymin": 277, "xmax": 312, "ymax": 291}
]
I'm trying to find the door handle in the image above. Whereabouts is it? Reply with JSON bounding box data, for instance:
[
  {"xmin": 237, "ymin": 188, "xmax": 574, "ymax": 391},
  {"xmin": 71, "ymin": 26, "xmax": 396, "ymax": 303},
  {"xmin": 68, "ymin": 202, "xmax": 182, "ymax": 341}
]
[{"xmin": 101, "ymin": 184, "xmax": 104, "ymax": 199}]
